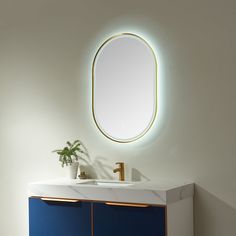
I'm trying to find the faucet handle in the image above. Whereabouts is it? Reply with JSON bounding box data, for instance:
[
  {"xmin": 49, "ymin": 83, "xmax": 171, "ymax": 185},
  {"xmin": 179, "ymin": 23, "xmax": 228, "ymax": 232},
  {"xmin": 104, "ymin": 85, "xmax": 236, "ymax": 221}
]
[{"xmin": 115, "ymin": 162, "xmax": 124, "ymax": 166}]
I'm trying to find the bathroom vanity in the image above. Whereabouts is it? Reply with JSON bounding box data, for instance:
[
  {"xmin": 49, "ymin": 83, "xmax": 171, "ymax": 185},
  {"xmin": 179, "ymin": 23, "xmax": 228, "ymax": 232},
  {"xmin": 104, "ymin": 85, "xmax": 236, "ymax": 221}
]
[{"xmin": 28, "ymin": 179, "xmax": 194, "ymax": 236}]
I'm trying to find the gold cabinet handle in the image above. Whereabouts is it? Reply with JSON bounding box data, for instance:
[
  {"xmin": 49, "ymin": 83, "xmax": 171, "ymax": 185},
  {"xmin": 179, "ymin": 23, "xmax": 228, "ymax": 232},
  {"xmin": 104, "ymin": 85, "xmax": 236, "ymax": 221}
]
[
  {"xmin": 105, "ymin": 202, "xmax": 149, "ymax": 208},
  {"xmin": 40, "ymin": 197, "xmax": 80, "ymax": 203}
]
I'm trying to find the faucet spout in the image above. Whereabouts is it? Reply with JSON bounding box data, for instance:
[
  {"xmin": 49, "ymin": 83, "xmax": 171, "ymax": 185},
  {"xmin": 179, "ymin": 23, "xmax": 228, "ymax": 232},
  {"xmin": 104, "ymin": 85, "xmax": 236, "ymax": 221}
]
[{"xmin": 113, "ymin": 168, "xmax": 120, "ymax": 173}]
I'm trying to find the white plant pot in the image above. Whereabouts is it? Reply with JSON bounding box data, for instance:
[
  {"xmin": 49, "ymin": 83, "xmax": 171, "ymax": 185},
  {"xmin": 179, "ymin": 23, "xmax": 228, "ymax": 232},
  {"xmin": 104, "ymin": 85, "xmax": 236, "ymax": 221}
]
[{"xmin": 66, "ymin": 162, "xmax": 79, "ymax": 179}]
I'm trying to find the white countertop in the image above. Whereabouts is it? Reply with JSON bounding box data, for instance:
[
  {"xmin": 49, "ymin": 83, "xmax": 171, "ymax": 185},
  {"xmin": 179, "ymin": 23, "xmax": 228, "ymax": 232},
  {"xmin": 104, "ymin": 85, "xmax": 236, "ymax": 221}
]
[{"xmin": 28, "ymin": 178, "xmax": 194, "ymax": 205}]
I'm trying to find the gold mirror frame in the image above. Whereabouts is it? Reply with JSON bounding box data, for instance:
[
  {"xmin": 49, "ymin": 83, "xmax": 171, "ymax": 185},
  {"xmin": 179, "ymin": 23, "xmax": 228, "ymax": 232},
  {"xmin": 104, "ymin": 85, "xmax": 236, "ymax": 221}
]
[{"xmin": 92, "ymin": 33, "xmax": 158, "ymax": 143}]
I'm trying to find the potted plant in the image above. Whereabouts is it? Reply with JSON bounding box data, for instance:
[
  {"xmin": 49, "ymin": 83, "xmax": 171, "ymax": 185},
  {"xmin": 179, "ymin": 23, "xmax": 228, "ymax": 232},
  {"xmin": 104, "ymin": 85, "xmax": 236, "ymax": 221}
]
[{"xmin": 53, "ymin": 140, "xmax": 87, "ymax": 179}]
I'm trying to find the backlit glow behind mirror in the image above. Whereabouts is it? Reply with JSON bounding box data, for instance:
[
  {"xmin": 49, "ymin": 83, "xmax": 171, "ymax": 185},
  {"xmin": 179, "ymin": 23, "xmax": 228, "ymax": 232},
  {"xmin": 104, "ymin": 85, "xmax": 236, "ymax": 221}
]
[{"xmin": 92, "ymin": 33, "xmax": 157, "ymax": 143}]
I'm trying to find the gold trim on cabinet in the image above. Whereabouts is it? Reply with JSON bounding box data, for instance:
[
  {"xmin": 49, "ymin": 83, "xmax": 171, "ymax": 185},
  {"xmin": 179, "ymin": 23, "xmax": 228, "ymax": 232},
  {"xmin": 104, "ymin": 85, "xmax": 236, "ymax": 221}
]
[
  {"xmin": 91, "ymin": 202, "xmax": 94, "ymax": 236},
  {"xmin": 105, "ymin": 202, "xmax": 149, "ymax": 208},
  {"xmin": 92, "ymin": 32, "xmax": 158, "ymax": 143},
  {"xmin": 30, "ymin": 196, "xmax": 166, "ymax": 207},
  {"xmin": 165, "ymin": 205, "xmax": 168, "ymax": 236},
  {"xmin": 40, "ymin": 197, "xmax": 80, "ymax": 203}
]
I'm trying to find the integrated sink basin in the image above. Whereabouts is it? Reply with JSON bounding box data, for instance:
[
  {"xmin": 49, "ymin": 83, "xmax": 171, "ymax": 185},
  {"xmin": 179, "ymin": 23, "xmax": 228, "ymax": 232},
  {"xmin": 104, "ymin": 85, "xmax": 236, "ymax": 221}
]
[{"xmin": 76, "ymin": 180, "xmax": 134, "ymax": 187}]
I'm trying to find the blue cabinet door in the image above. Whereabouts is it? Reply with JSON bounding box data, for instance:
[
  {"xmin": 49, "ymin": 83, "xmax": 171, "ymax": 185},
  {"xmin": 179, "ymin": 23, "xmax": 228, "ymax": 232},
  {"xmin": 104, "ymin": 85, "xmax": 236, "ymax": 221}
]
[
  {"xmin": 29, "ymin": 198, "xmax": 91, "ymax": 236},
  {"xmin": 93, "ymin": 202, "xmax": 165, "ymax": 236}
]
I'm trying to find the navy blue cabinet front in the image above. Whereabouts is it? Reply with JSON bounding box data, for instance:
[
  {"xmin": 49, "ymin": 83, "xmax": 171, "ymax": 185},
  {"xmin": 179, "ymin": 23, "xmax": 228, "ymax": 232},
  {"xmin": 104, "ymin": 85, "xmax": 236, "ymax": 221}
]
[
  {"xmin": 93, "ymin": 202, "xmax": 165, "ymax": 236},
  {"xmin": 29, "ymin": 198, "xmax": 91, "ymax": 236},
  {"xmin": 29, "ymin": 198, "xmax": 165, "ymax": 236}
]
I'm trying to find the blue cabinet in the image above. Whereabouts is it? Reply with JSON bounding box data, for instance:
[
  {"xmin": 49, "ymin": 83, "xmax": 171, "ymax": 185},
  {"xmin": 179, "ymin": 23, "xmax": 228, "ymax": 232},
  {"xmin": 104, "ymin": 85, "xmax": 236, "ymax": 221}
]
[
  {"xmin": 29, "ymin": 198, "xmax": 165, "ymax": 236},
  {"xmin": 93, "ymin": 202, "xmax": 165, "ymax": 236},
  {"xmin": 29, "ymin": 198, "xmax": 91, "ymax": 236}
]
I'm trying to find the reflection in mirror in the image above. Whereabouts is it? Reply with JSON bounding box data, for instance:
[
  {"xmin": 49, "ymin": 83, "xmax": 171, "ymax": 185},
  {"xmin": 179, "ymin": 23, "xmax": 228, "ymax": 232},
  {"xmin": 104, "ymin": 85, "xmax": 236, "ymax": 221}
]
[{"xmin": 92, "ymin": 33, "xmax": 157, "ymax": 142}]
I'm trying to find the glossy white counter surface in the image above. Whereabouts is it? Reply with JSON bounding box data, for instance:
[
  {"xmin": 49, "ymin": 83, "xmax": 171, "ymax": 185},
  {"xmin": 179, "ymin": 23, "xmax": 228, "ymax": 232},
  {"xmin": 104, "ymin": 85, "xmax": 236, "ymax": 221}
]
[{"xmin": 28, "ymin": 178, "xmax": 194, "ymax": 205}]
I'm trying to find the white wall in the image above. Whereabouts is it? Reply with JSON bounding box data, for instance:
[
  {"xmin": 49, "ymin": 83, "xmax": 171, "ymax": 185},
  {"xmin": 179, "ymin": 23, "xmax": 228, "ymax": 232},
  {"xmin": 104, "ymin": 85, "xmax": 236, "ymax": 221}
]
[{"xmin": 0, "ymin": 0, "xmax": 236, "ymax": 235}]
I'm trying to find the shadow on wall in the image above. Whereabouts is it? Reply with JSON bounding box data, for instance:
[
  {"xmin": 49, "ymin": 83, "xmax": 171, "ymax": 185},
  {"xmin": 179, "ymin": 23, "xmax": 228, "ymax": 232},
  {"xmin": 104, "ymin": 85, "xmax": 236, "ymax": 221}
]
[
  {"xmin": 80, "ymin": 157, "xmax": 150, "ymax": 181},
  {"xmin": 77, "ymin": 142, "xmax": 151, "ymax": 181},
  {"xmin": 131, "ymin": 168, "xmax": 150, "ymax": 182},
  {"xmin": 80, "ymin": 156, "xmax": 114, "ymax": 179},
  {"xmin": 194, "ymin": 185, "xmax": 236, "ymax": 236}
]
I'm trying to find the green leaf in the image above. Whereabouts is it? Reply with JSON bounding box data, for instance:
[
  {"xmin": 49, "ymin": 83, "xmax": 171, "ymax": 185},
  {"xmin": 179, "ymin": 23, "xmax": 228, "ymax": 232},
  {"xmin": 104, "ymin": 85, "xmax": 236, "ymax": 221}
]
[
  {"xmin": 52, "ymin": 149, "xmax": 62, "ymax": 153},
  {"xmin": 66, "ymin": 141, "xmax": 72, "ymax": 147}
]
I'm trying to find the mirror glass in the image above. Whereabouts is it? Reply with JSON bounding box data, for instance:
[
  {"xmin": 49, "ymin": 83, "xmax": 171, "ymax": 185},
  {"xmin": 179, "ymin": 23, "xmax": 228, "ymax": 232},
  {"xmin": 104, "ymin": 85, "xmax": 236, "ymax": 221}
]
[{"xmin": 92, "ymin": 33, "xmax": 157, "ymax": 142}]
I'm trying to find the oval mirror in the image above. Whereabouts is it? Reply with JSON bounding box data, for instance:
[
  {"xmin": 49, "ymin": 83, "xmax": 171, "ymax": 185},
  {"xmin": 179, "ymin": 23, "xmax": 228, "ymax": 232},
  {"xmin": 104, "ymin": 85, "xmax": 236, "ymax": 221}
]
[{"xmin": 92, "ymin": 33, "xmax": 157, "ymax": 142}]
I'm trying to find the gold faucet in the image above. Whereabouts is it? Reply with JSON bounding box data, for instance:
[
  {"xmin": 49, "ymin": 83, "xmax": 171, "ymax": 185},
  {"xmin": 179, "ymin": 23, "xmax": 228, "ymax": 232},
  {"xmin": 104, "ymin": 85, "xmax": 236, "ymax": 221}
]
[{"xmin": 113, "ymin": 162, "xmax": 125, "ymax": 181}]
